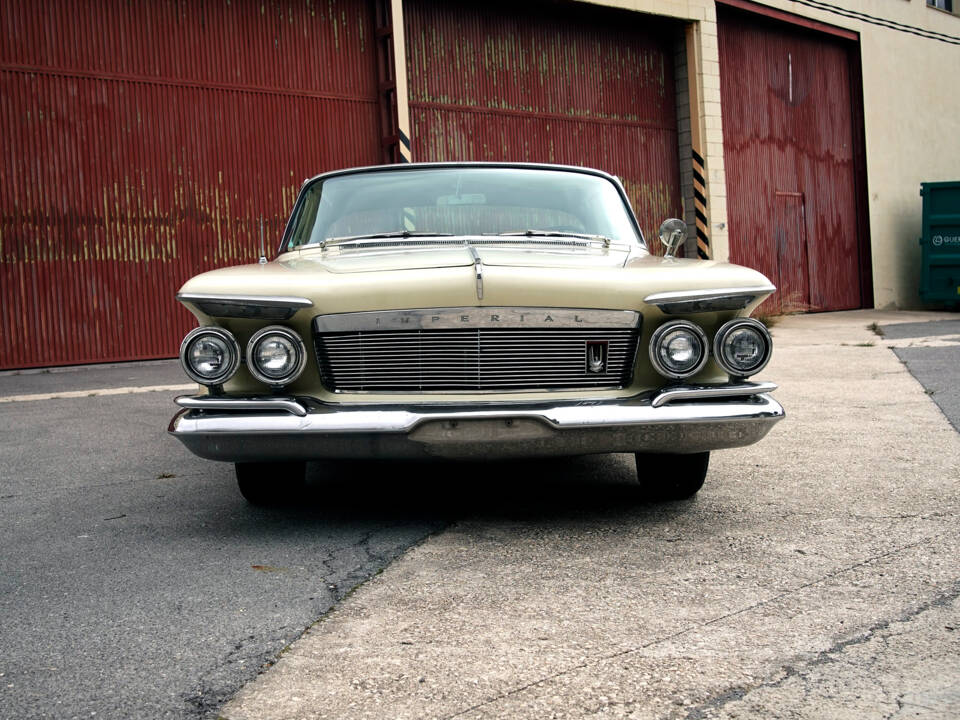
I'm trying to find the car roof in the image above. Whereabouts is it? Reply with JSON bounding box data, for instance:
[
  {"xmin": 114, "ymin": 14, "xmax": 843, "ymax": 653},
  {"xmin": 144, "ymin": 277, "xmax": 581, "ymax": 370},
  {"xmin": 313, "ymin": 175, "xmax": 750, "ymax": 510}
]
[{"xmin": 301, "ymin": 161, "xmax": 623, "ymax": 187}]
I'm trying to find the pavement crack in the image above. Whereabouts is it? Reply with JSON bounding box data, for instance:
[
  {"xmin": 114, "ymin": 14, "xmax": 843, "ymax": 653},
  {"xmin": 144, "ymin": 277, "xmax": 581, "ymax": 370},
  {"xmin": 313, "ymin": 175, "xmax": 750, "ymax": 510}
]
[
  {"xmin": 884, "ymin": 693, "xmax": 907, "ymax": 720},
  {"xmin": 677, "ymin": 534, "xmax": 944, "ymax": 636},
  {"xmin": 438, "ymin": 535, "xmax": 949, "ymax": 720},
  {"xmin": 683, "ymin": 579, "xmax": 960, "ymax": 720}
]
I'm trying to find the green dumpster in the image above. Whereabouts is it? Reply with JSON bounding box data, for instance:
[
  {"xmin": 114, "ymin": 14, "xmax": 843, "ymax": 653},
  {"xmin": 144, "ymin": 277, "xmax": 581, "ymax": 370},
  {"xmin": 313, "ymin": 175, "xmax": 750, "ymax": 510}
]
[{"xmin": 919, "ymin": 181, "xmax": 960, "ymax": 309}]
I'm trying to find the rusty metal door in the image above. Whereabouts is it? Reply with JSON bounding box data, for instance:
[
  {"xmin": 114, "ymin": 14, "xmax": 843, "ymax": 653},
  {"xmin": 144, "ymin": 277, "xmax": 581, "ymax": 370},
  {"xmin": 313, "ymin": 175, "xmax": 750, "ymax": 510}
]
[
  {"xmin": 403, "ymin": 0, "xmax": 682, "ymax": 243},
  {"xmin": 0, "ymin": 0, "xmax": 383, "ymax": 369},
  {"xmin": 774, "ymin": 191, "xmax": 810, "ymax": 312},
  {"xmin": 718, "ymin": 6, "xmax": 870, "ymax": 314}
]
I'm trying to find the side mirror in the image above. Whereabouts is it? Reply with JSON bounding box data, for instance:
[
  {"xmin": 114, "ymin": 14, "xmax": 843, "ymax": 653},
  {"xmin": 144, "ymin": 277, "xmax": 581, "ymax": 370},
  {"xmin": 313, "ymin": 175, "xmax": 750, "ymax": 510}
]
[{"xmin": 658, "ymin": 218, "xmax": 687, "ymax": 259}]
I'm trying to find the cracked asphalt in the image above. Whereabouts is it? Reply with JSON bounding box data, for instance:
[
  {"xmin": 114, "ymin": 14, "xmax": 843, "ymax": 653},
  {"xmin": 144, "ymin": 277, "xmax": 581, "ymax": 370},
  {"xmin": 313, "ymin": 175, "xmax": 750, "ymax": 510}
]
[
  {"xmin": 0, "ymin": 362, "xmax": 446, "ymax": 719},
  {"xmin": 220, "ymin": 310, "xmax": 960, "ymax": 720},
  {"xmin": 884, "ymin": 319, "xmax": 960, "ymax": 434}
]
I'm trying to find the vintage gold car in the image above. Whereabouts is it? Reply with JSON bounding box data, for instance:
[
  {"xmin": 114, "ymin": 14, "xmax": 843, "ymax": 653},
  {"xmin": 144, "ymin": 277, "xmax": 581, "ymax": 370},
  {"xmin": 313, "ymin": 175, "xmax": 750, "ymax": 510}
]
[{"xmin": 169, "ymin": 163, "xmax": 784, "ymax": 503}]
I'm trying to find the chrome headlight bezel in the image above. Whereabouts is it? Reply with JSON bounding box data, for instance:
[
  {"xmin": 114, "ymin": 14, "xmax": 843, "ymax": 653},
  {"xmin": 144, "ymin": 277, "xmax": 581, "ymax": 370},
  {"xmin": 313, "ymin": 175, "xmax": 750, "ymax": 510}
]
[
  {"xmin": 649, "ymin": 320, "xmax": 709, "ymax": 380},
  {"xmin": 246, "ymin": 325, "xmax": 308, "ymax": 388},
  {"xmin": 713, "ymin": 318, "xmax": 772, "ymax": 378},
  {"xmin": 179, "ymin": 326, "xmax": 241, "ymax": 386}
]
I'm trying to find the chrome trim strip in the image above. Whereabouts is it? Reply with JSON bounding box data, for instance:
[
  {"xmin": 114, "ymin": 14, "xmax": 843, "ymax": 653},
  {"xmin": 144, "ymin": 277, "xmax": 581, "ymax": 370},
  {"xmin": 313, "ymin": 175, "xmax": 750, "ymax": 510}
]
[
  {"xmin": 313, "ymin": 307, "xmax": 640, "ymax": 332},
  {"xmin": 175, "ymin": 395, "xmax": 308, "ymax": 417},
  {"xmin": 643, "ymin": 285, "xmax": 776, "ymax": 314},
  {"xmin": 650, "ymin": 382, "xmax": 778, "ymax": 408},
  {"xmin": 644, "ymin": 286, "xmax": 777, "ymax": 304},
  {"xmin": 177, "ymin": 293, "xmax": 314, "ymax": 308},
  {"xmin": 325, "ymin": 384, "xmax": 632, "ymax": 396},
  {"xmin": 316, "ymin": 236, "xmax": 628, "ymax": 257},
  {"xmin": 178, "ymin": 294, "xmax": 314, "ymax": 320}
]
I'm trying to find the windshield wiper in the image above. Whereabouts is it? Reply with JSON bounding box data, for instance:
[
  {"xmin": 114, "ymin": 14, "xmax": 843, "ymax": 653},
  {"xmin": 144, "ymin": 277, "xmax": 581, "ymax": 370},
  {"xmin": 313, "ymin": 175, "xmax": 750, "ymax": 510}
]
[
  {"xmin": 321, "ymin": 230, "xmax": 453, "ymax": 248},
  {"xmin": 482, "ymin": 229, "xmax": 611, "ymax": 247}
]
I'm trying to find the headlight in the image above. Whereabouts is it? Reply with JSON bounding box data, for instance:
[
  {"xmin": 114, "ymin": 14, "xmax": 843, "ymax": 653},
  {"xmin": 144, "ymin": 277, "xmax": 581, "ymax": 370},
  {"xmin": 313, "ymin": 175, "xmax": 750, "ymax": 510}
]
[
  {"xmin": 649, "ymin": 320, "xmax": 709, "ymax": 380},
  {"xmin": 246, "ymin": 326, "xmax": 307, "ymax": 387},
  {"xmin": 179, "ymin": 327, "xmax": 241, "ymax": 386},
  {"xmin": 713, "ymin": 318, "xmax": 772, "ymax": 378}
]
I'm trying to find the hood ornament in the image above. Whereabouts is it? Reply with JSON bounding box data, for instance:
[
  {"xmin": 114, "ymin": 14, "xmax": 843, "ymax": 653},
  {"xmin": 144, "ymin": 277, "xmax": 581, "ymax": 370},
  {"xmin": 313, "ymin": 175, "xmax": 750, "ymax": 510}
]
[{"xmin": 464, "ymin": 241, "xmax": 483, "ymax": 300}]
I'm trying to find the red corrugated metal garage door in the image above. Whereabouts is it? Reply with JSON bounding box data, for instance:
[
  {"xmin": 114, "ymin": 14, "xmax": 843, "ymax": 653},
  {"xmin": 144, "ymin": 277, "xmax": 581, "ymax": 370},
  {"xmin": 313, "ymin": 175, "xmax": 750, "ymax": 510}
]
[
  {"xmin": 0, "ymin": 0, "xmax": 382, "ymax": 369},
  {"xmin": 718, "ymin": 5, "xmax": 871, "ymax": 313},
  {"xmin": 404, "ymin": 0, "xmax": 682, "ymax": 242}
]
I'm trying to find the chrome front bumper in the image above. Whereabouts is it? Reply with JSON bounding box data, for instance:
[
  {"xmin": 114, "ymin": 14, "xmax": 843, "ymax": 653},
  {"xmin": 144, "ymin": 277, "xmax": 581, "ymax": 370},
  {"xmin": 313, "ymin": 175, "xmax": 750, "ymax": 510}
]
[{"xmin": 168, "ymin": 382, "xmax": 784, "ymax": 461}]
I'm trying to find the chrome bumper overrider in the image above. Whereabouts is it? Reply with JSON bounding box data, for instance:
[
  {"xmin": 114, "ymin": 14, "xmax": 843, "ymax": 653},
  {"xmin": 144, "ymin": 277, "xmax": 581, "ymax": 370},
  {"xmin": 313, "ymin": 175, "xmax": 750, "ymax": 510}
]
[{"xmin": 168, "ymin": 382, "xmax": 784, "ymax": 461}]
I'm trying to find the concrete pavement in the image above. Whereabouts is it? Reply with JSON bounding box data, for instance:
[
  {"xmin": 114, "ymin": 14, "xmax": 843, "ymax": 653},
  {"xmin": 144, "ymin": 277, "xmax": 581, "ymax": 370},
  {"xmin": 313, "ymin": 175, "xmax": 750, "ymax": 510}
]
[{"xmin": 210, "ymin": 310, "xmax": 956, "ymax": 719}]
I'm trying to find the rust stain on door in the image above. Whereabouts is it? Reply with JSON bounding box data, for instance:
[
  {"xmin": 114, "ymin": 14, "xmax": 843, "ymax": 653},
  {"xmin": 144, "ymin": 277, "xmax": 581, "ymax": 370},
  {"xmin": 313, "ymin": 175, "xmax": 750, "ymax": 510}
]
[
  {"xmin": 404, "ymin": 0, "xmax": 682, "ymax": 243},
  {"xmin": 718, "ymin": 7, "xmax": 869, "ymax": 314}
]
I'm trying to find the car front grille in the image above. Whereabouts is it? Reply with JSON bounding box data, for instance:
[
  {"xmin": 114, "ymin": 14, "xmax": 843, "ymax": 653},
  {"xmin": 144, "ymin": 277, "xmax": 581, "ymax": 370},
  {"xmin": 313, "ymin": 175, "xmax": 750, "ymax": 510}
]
[{"xmin": 314, "ymin": 326, "xmax": 641, "ymax": 392}]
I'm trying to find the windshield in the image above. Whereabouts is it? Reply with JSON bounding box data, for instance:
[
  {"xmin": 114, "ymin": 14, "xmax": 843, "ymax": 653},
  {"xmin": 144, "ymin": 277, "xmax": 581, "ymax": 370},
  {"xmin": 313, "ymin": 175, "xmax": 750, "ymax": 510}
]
[{"xmin": 285, "ymin": 167, "xmax": 643, "ymax": 250}]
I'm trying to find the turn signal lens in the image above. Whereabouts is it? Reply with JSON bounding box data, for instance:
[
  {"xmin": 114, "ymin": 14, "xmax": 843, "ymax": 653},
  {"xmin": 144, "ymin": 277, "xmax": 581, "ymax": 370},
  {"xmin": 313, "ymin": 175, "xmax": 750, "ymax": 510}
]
[
  {"xmin": 714, "ymin": 318, "xmax": 772, "ymax": 378},
  {"xmin": 179, "ymin": 327, "xmax": 241, "ymax": 386},
  {"xmin": 247, "ymin": 326, "xmax": 307, "ymax": 387},
  {"xmin": 649, "ymin": 321, "xmax": 708, "ymax": 379}
]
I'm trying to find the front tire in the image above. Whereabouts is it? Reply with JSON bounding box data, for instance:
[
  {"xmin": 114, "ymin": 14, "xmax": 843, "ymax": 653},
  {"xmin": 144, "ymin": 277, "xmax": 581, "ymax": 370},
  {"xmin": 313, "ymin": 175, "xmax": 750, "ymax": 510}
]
[
  {"xmin": 235, "ymin": 461, "xmax": 307, "ymax": 505},
  {"xmin": 635, "ymin": 451, "xmax": 709, "ymax": 500}
]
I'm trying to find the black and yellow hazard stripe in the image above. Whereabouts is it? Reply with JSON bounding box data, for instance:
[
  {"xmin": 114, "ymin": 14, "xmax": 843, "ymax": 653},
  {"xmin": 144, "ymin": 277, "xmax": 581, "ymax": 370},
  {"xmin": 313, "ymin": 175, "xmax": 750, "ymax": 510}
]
[
  {"xmin": 398, "ymin": 128, "xmax": 411, "ymax": 164},
  {"xmin": 399, "ymin": 128, "xmax": 413, "ymax": 227},
  {"xmin": 692, "ymin": 149, "xmax": 710, "ymax": 260}
]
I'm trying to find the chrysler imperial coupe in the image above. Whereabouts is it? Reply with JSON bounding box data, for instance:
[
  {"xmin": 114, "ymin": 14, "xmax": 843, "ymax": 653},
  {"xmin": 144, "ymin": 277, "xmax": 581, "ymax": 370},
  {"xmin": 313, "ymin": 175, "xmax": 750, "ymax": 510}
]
[{"xmin": 169, "ymin": 163, "xmax": 784, "ymax": 504}]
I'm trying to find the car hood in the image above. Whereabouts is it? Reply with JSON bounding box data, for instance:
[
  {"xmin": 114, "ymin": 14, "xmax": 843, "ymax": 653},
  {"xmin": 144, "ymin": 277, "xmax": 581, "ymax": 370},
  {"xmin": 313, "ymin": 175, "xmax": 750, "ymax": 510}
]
[{"xmin": 177, "ymin": 249, "xmax": 776, "ymax": 321}]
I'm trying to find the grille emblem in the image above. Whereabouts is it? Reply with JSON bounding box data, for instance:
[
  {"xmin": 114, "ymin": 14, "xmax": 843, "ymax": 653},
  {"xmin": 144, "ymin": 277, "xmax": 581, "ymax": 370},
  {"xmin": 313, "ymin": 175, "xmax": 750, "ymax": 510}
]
[{"xmin": 586, "ymin": 341, "xmax": 608, "ymax": 373}]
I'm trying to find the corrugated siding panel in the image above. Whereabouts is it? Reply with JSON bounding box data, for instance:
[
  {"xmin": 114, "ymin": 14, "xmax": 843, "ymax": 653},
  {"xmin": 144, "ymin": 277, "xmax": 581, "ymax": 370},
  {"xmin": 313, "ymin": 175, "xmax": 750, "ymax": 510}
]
[
  {"xmin": 0, "ymin": 0, "xmax": 381, "ymax": 369},
  {"xmin": 718, "ymin": 9, "xmax": 865, "ymax": 313},
  {"xmin": 404, "ymin": 0, "xmax": 682, "ymax": 244}
]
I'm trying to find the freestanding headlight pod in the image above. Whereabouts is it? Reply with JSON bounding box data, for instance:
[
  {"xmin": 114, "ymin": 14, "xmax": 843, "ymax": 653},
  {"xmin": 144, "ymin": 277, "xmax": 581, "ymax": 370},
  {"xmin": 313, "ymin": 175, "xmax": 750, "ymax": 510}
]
[
  {"xmin": 179, "ymin": 327, "xmax": 241, "ymax": 386},
  {"xmin": 649, "ymin": 320, "xmax": 709, "ymax": 380},
  {"xmin": 713, "ymin": 318, "xmax": 772, "ymax": 378},
  {"xmin": 246, "ymin": 326, "xmax": 307, "ymax": 388}
]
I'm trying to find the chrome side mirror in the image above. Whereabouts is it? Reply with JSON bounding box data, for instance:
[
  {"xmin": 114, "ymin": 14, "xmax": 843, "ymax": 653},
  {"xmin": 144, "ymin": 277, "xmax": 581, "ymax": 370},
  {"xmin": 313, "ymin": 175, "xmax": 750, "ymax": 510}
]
[{"xmin": 658, "ymin": 218, "xmax": 687, "ymax": 259}]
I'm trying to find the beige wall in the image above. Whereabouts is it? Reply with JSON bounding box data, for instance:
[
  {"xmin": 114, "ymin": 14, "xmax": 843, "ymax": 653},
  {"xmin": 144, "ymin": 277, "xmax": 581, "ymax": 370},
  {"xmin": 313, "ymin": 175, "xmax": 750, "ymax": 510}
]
[
  {"xmin": 577, "ymin": 0, "xmax": 960, "ymax": 309},
  {"xmin": 844, "ymin": 0, "xmax": 960, "ymax": 308}
]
